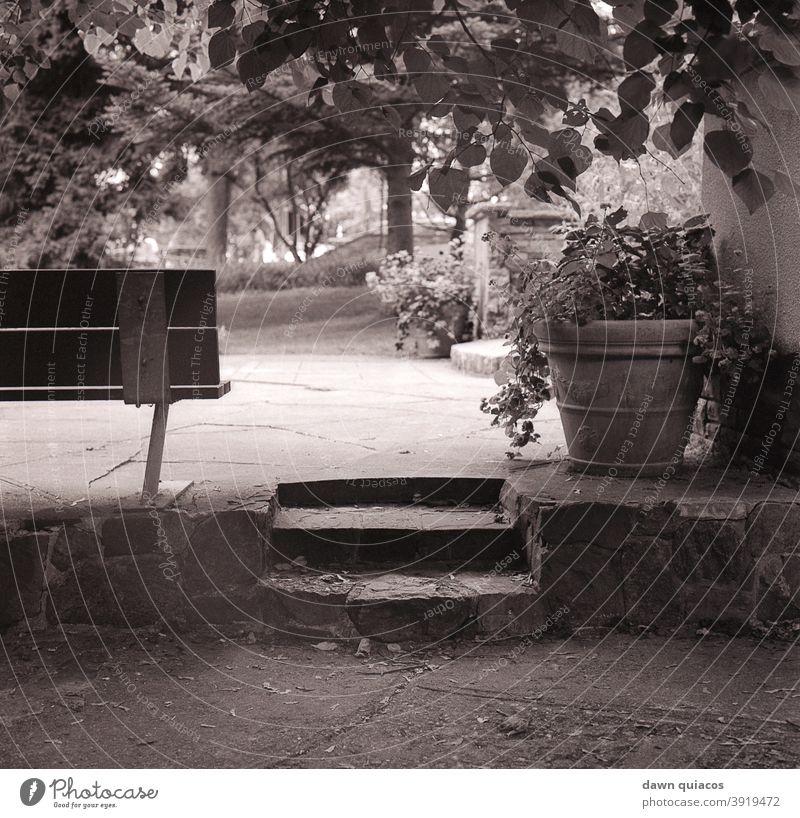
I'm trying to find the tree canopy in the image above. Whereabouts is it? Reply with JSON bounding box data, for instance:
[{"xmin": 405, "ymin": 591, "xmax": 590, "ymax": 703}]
[{"xmin": 2, "ymin": 1, "xmax": 798, "ymax": 215}]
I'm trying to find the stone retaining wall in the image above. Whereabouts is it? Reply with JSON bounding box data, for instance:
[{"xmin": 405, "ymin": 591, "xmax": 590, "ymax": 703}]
[
  {"xmin": 502, "ymin": 481, "xmax": 800, "ymax": 633},
  {"xmin": 0, "ymin": 500, "xmax": 276, "ymax": 631}
]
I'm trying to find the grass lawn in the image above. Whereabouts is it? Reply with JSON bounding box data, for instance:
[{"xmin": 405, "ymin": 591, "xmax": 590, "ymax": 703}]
[{"xmin": 217, "ymin": 285, "xmax": 400, "ymax": 356}]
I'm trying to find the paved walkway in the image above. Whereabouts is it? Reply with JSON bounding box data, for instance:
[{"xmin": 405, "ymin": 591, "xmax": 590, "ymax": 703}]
[{"xmin": 0, "ymin": 355, "xmax": 565, "ymax": 513}]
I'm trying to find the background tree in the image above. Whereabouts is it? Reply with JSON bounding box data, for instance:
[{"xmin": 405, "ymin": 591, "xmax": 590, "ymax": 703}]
[
  {"xmin": 2, "ymin": 0, "xmax": 788, "ymax": 215},
  {"xmin": 0, "ymin": 9, "xmax": 156, "ymax": 266}
]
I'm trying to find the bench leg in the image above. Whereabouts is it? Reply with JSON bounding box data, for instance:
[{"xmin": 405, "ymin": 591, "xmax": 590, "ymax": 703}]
[{"xmin": 141, "ymin": 402, "xmax": 169, "ymax": 504}]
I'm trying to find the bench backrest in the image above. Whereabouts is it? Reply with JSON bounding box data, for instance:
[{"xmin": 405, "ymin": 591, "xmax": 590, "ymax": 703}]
[{"xmin": 0, "ymin": 268, "xmax": 224, "ymax": 403}]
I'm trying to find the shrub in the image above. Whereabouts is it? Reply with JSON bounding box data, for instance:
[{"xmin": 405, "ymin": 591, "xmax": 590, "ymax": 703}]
[
  {"xmin": 216, "ymin": 253, "xmax": 378, "ymax": 293},
  {"xmin": 366, "ymin": 241, "xmax": 474, "ymax": 350}
]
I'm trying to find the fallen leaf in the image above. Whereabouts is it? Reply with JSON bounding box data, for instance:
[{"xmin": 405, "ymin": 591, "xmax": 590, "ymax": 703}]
[
  {"xmin": 262, "ymin": 682, "xmax": 291, "ymax": 694},
  {"xmin": 355, "ymin": 638, "xmax": 371, "ymax": 658},
  {"xmin": 387, "ymin": 643, "xmax": 402, "ymax": 654},
  {"xmin": 499, "ymin": 712, "xmax": 531, "ymax": 736},
  {"xmin": 312, "ymin": 641, "xmax": 338, "ymax": 652}
]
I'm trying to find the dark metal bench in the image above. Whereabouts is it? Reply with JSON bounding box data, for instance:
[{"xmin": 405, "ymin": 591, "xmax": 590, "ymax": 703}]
[{"xmin": 0, "ymin": 267, "xmax": 231, "ymax": 502}]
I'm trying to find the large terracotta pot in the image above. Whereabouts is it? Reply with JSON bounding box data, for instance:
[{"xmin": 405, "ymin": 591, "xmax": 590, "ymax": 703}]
[{"xmin": 533, "ymin": 319, "xmax": 704, "ymax": 476}]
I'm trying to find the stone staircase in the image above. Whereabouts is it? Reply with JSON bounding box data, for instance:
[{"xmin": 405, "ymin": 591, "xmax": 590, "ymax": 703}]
[
  {"xmin": 9, "ymin": 466, "xmax": 795, "ymax": 638},
  {"xmin": 259, "ymin": 478, "xmax": 540, "ymax": 642}
]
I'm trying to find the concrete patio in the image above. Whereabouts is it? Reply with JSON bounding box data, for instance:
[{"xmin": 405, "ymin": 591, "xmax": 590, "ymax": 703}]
[{"xmin": 0, "ymin": 353, "xmax": 565, "ymax": 516}]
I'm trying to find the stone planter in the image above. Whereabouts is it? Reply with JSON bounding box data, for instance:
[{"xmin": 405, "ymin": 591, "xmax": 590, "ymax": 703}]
[
  {"xmin": 405, "ymin": 304, "xmax": 469, "ymax": 359},
  {"xmin": 534, "ymin": 319, "xmax": 704, "ymax": 476}
]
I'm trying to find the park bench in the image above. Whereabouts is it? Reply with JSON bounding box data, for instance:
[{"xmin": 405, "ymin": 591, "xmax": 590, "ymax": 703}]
[{"xmin": 0, "ymin": 267, "xmax": 230, "ymax": 502}]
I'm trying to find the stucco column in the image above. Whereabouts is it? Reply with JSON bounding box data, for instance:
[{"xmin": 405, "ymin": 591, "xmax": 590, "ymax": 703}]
[
  {"xmin": 699, "ymin": 77, "xmax": 800, "ymax": 473},
  {"xmin": 701, "ymin": 78, "xmax": 800, "ymax": 354}
]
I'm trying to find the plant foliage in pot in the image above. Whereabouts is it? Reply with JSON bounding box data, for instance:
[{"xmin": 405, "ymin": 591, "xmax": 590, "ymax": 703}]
[
  {"xmin": 366, "ymin": 240, "xmax": 473, "ymax": 358},
  {"xmin": 482, "ymin": 207, "xmax": 728, "ymax": 476}
]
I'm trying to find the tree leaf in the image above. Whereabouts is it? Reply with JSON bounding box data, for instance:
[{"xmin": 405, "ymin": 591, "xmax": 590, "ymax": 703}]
[
  {"xmin": 643, "ymin": 0, "xmax": 677, "ymax": 26},
  {"xmin": 555, "ymin": 7, "xmax": 603, "ymax": 63},
  {"xmin": 617, "ymin": 70, "xmax": 655, "ymax": 114},
  {"xmin": 732, "ymin": 168, "xmax": 775, "ymax": 214},
  {"xmin": 453, "ymin": 106, "xmax": 482, "ymax": 132},
  {"xmin": 758, "ymin": 68, "xmax": 800, "ymax": 111},
  {"xmin": 403, "ymin": 46, "xmax": 431, "ymax": 75},
  {"xmin": 208, "ymin": 29, "xmax": 236, "ymax": 69},
  {"xmin": 758, "ymin": 25, "xmax": 800, "ymax": 67},
  {"xmin": 237, "ymin": 51, "xmax": 266, "ymax": 89},
  {"xmin": 408, "ymin": 166, "xmax": 429, "ymax": 191},
  {"xmin": 516, "ymin": 0, "xmax": 567, "ymax": 30},
  {"xmin": 490, "ymin": 123, "xmax": 528, "ymax": 186},
  {"xmin": 597, "ymin": 112, "xmax": 649, "ymax": 160},
  {"xmin": 639, "ymin": 211, "xmax": 668, "ymax": 230},
  {"xmin": 257, "ymin": 37, "xmax": 289, "ymax": 74},
  {"xmin": 704, "ymin": 129, "xmax": 752, "ymax": 177},
  {"xmin": 414, "ymin": 71, "xmax": 451, "ymax": 104},
  {"xmin": 381, "ymin": 105, "xmax": 403, "ymax": 130},
  {"xmin": 623, "ymin": 20, "xmax": 661, "ymax": 68},
  {"xmin": 242, "ymin": 21, "xmax": 267, "ymax": 47},
  {"xmin": 652, "ymin": 121, "xmax": 686, "ymax": 158},
  {"xmin": 208, "ymin": 1, "xmax": 235, "ymax": 30},
  {"xmin": 456, "ymin": 142, "xmax": 486, "ymax": 167},
  {"xmin": 670, "ymin": 101, "xmax": 704, "ymax": 151},
  {"xmin": 332, "ymin": 82, "xmax": 373, "ymax": 113},
  {"xmin": 428, "ymin": 165, "xmax": 469, "ymax": 212}
]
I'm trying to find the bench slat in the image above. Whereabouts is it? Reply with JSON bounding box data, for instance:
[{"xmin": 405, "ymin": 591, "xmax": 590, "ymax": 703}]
[
  {"xmin": 0, "ymin": 328, "xmax": 221, "ymax": 389},
  {"xmin": 0, "ymin": 268, "xmax": 216, "ymax": 328},
  {"xmin": 0, "ymin": 383, "xmax": 231, "ymax": 401}
]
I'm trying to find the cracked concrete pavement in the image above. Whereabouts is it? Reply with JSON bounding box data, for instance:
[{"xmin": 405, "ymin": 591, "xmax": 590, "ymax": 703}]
[{"xmin": 0, "ymin": 354, "xmax": 565, "ymax": 513}]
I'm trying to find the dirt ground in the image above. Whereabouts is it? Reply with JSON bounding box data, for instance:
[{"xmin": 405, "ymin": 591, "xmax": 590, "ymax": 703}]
[{"xmin": 1, "ymin": 626, "xmax": 798, "ymax": 769}]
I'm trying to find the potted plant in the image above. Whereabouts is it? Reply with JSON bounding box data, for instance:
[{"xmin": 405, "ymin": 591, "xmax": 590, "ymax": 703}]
[
  {"xmin": 481, "ymin": 207, "xmax": 768, "ymax": 475},
  {"xmin": 366, "ymin": 241, "xmax": 474, "ymax": 358}
]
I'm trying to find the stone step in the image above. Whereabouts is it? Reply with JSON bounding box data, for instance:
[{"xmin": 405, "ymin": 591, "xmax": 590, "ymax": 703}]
[
  {"xmin": 269, "ymin": 505, "xmax": 523, "ymax": 568},
  {"xmin": 276, "ymin": 476, "xmax": 505, "ymax": 508},
  {"xmin": 259, "ymin": 569, "xmax": 540, "ymax": 642},
  {"xmin": 449, "ymin": 337, "xmax": 508, "ymax": 376}
]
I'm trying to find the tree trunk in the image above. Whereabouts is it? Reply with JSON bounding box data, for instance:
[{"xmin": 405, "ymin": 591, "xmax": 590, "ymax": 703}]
[
  {"xmin": 384, "ymin": 163, "xmax": 414, "ymax": 256},
  {"xmin": 451, "ymin": 202, "xmax": 467, "ymax": 243},
  {"xmin": 205, "ymin": 168, "xmax": 231, "ymax": 269}
]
